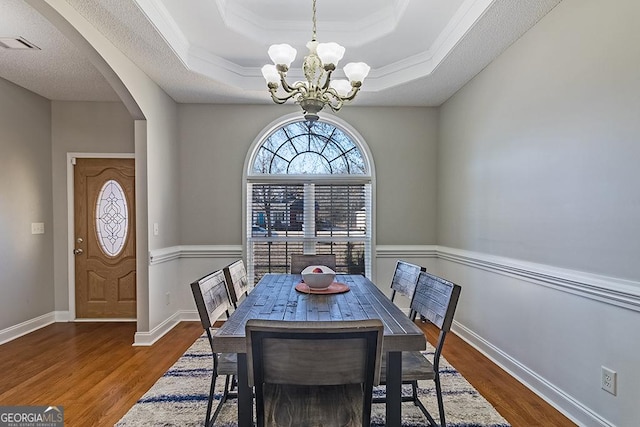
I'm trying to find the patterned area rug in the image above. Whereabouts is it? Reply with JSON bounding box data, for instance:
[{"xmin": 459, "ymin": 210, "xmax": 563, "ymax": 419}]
[{"xmin": 116, "ymin": 334, "xmax": 510, "ymax": 427}]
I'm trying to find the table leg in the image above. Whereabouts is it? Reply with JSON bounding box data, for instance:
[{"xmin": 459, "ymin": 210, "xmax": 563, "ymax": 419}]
[
  {"xmin": 237, "ymin": 353, "xmax": 253, "ymax": 427},
  {"xmin": 386, "ymin": 351, "xmax": 402, "ymax": 427}
]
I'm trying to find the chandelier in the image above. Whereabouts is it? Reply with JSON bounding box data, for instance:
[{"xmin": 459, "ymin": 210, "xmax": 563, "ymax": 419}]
[{"xmin": 261, "ymin": 0, "xmax": 370, "ymax": 122}]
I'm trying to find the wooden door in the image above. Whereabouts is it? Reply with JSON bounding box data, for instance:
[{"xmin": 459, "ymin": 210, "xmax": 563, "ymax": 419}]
[{"xmin": 74, "ymin": 158, "xmax": 136, "ymax": 318}]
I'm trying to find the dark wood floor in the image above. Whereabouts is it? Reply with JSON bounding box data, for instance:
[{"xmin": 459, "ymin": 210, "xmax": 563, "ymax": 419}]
[{"xmin": 0, "ymin": 321, "xmax": 575, "ymax": 426}]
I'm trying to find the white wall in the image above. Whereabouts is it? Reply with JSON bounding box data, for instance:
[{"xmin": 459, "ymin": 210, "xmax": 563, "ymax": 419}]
[
  {"xmin": 438, "ymin": 0, "xmax": 640, "ymax": 424},
  {"xmin": 0, "ymin": 78, "xmax": 53, "ymax": 335}
]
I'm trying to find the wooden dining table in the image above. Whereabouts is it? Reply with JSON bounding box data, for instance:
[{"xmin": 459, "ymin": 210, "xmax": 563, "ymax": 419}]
[{"xmin": 212, "ymin": 273, "xmax": 426, "ymax": 427}]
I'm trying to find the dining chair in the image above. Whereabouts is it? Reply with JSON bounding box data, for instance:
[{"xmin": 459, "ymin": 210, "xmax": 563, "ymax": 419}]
[
  {"xmin": 389, "ymin": 260, "xmax": 425, "ymax": 320},
  {"xmin": 246, "ymin": 319, "xmax": 384, "ymax": 427},
  {"xmin": 377, "ymin": 271, "xmax": 461, "ymax": 427},
  {"xmin": 290, "ymin": 253, "xmax": 337, "ymax": 274},
  {"xmin": 190, "ymin": 269, "xmax": 237, "ymax": 427},
  {"xmin": 223, "ymin": 259, "xmax": 250, "ymax": 308}
]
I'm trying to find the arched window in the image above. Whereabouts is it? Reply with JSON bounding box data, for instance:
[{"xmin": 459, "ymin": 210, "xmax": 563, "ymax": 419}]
[{"xmin": 245, "ymin": 115, "xmax": 374, "ymax": 282}]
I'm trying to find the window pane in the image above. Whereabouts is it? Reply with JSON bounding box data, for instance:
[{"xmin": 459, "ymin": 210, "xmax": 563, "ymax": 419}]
[
  {"xmin": 316, "ymin": 185, "xmax": 367, "ymax": 237},
  {"xmin": 288, "ymin": 152, "xmax": 331, "ymax": 174},
  {"xmin": 250, "ymin": 240, "xmax": 366, "ymax": 282},
  {"xmin": 344, "ymin": 148, "xmax": 366, "ymax": 174},
  {"xmin": 251, "ymin": 241, "xmax": 305, "ymax": 282},
  {"xmin": 251, "ymin": 184, "xmax": 304, "ymax": 234},
  {"xmin": 251, "ymin": 120, "xmax": 366, "ymax": 175},
  {"xmin": 95, "ymin": 179, "xmax": 129, "ymax": 257},
  {"xmin": 309, "ymin": 121, "xmax": 336, "ymax": 138},
  {"xmin": 262, "ymin": 129, "xmax": 287, "ymax": 152}
]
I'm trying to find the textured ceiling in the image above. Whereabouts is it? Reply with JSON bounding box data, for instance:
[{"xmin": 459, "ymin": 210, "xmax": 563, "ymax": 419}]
[{"xmin": 0, "ymin": 0, "xmax": 562, "ymax": 106}]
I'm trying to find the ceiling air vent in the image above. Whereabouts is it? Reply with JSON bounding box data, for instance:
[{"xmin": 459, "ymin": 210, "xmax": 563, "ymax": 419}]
[{"xmin": 0, "ymin": 37, "xmax": 40, "ymax": 50}]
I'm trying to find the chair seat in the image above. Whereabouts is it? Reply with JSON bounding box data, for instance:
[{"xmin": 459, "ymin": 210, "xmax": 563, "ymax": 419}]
[
  {"xmin": 380, "ymin": 351, "xmax": 435, "ymax": 382},
  {"xmin": 217, "ymin": 352, "xmax": 237, "ymax": 376},
  {"xmin": 263, "ymin": 383, "xmax": 364, "ymax": 427}
]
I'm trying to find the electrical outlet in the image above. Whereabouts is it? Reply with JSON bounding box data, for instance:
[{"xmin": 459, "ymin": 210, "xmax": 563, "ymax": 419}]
[
  {"xmin": 165, "ymin": 292, "xmax": 171, "ymax": 306},
  {"xmin": 601, "ymin": 366, "xmax": 617, "ymax": 395}
]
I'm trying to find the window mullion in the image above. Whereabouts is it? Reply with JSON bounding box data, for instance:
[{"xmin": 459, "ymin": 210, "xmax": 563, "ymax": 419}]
[{"xmin": 303, "ymin": 183, "xmax": 315, "ymax": 254}]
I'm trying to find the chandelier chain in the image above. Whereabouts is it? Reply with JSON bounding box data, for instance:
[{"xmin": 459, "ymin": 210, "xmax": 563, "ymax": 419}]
[{"xmin": 311, "ymin": 0, "xmax": 317, "ymax": 42}]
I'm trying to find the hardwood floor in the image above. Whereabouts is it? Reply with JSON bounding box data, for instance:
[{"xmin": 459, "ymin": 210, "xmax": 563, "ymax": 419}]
[
  {"xmin": 0, "ymin": 322, "xmax": 202, "ymax": 426},
  {"xmin": 0, "ymin": 321, "xmax": 575, "ymax": 426}
]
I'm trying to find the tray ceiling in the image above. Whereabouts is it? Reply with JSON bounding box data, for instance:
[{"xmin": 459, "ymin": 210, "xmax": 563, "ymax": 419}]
[{"xmin": 0, "ymin": 0, "xmax": 562, "ymax": 106}]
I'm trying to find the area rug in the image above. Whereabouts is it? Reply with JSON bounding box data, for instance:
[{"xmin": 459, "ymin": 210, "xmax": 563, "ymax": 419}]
[{"xmin": 116, "ymin": 334, "xmax": 510, "ymax": 427}]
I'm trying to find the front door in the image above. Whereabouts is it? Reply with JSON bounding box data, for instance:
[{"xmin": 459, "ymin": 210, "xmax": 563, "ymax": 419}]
[{"xmin": 74, "ymin": 158, "xmax": 136, "ymax": 319}]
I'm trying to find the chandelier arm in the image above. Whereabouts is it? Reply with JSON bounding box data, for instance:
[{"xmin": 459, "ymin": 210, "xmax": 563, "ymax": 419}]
[
  {"xmin": 323, "ymin": 87, "xmax": 342, "ymax": 102},
  {"xmin": 279, "ymin": 75, "xmax": 298, "ymax": 94},
  {"xmin": 338, "ymin": 85, "xmax": 362, "ymax": 102},
  {"xmin": 323, "ymin": 94, "xmax": 344, "ymax": 113},
  {"xmin": 268, "ymin": 87, "xmax": 302, "ymax": 104},
  {"xmin": 323, "ymin": 86, "xmax": 357, "ymax": 104},
  {"xmin": 320, "ymin": 68, "xmax": 334, "ymax": 91}
]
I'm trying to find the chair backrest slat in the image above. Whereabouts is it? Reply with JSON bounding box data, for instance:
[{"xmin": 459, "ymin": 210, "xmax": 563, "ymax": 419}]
[
  {"xmin": 390, "ymin": 260, "xmax": 424, "ymax": 302},
  {"xmin": 223, "ymin": 259, "xmax": 249, "ymax": 307},
  {"xmin": 410, "ymin": 271, "xmax": 461, "ymax": 331},
  {"xmin": 190, "ymin": 269, "xmax": 232, "ymax": 330},
  {"xmin": 246, "ymin": 319, "xmax": 383, "ymax": 387},
  {"xmin": 290, "ymin": 254, "xmax": 337, "ymax": 274}
]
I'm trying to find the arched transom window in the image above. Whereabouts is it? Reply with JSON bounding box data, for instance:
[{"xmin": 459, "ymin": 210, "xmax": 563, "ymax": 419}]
[
  {"xmin": 246, "ymin": 117, "xmax": 373, "ymax": 282},
  {"xmin": 252, "ymin": 121, "xmax": 367, "ymax": 175}
]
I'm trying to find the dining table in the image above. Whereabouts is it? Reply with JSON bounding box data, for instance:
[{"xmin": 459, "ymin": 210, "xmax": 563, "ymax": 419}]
[{"xmin": 212, "ymin": 273, "xmax": 427, "ymax": 427}]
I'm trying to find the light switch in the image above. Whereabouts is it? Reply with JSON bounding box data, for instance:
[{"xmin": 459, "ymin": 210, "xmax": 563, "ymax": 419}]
[
  {"xmin": 31, "ymin": 222, "xmax": 45, "ymax": 234},
  {"xmin": 153, "ymin": 223, "xmax": 159, "ymax": 236}
]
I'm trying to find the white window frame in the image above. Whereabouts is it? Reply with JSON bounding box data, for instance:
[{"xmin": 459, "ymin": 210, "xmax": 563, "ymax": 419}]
[{"xmin": 243, "ymin": 113, "xmax": 376, "ymax": 282}]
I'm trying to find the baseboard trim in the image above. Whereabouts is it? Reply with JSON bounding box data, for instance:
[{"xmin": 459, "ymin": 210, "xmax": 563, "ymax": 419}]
[
  {"xmin": 452, "ymin": 321, "xmax": 615, "ymax": 427},
  {"xmin": 133, "ymin": 310, "xmax": 200, "ymax": 346},
  {"xmin": 55, "ymin": 311, "xmax": 71, "ymax": 322},
  {"xmin": 179, "ymin": 310, "xmax": 200, "ymax": 322},
  {"xmin": 0, "ymin": 312, "xmax": 57, "ymax": 345}
]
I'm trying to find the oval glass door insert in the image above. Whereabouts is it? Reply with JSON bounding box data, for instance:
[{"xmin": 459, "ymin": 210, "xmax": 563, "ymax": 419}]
[{"xmin": 95, "ymin": 179, "xmax": 129, "ymax": 257}]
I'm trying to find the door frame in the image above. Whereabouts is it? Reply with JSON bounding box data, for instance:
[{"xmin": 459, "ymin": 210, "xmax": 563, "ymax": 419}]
[{"xmin": 67, "ymin": 152, "xmax": 135, "ymax": 321}]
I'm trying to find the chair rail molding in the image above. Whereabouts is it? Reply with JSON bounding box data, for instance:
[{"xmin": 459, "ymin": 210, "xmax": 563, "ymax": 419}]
[
  {"xmin": 436, "ymin": 246, "xmax": 640, "ymax": 312},
  {"xmin": 148, "ymin": 243, "xmax": 640, "ymax": 312},
  {"xmin": 375, "ymin": 245, "xmax": 438, "ymax": 258},
  {"xmin": 149, "ymin": 245, "xmax": 243, "ymax": 265}
]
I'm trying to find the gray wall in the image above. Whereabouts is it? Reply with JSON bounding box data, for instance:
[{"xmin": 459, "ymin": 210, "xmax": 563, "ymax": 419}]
[
  {"xmin": 340, "ymin": 107, "xmax": 439, "ymax": 245},
  {"xmin": 3, "ymin": 0, "xmax": 638, "ymax": 421},
  {"xmin": 51, "ymin": 101, "xmax": 135, "ymax": 311},
  {"xmin": 178, "ymin": 104, "xmax": 439, "ymax": 247},
  {"xmin": 439, "ymin": 0, "xmax": 640, "ymax": 281},
  {"xmin": 0, "ymin": 78, "xmax": 52, "ymax": 331},
  {"xmin": 438, "ymin": 0, "xmax": 640, "ymax": 424}
]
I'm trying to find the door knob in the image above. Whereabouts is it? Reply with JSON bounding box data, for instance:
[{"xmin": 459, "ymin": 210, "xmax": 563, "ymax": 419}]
[{"xmin": 73, "ymin": 248, "xmax": 84, "ymax": 255}]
